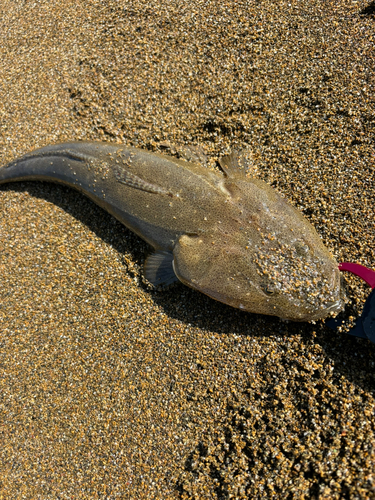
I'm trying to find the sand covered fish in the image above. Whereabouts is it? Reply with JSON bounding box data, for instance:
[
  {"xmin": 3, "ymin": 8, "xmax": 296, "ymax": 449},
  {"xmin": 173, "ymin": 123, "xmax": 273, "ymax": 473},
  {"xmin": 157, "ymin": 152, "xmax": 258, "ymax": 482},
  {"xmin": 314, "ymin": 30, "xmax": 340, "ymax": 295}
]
[{"xmin": 0, "ymin": 142, "xmax": 344, "ymax": 320}]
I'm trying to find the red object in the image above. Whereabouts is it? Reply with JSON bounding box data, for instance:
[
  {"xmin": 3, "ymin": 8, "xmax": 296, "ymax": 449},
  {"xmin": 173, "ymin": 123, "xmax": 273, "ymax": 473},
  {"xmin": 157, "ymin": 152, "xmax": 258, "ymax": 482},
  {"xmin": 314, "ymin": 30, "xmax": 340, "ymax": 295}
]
[{"xmin": 339, "ymin": 262, "xmax": 375, "ymax": 289}]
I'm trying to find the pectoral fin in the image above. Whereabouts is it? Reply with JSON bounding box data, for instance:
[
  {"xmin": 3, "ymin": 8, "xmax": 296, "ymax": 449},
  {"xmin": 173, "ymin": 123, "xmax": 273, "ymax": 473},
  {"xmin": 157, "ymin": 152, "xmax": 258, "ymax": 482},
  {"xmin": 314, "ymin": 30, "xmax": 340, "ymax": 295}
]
[{"xmin": 144, "ymin": 250, "xmax": 178, "ymax": 287}]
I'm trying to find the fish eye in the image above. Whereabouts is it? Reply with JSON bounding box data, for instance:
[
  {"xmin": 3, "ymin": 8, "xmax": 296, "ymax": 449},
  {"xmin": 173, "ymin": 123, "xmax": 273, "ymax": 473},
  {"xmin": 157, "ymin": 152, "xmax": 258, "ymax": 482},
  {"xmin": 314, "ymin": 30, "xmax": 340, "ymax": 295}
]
[
  {"xmin": 262, "ymin": 283, "xmax": 276, "ymax": 295},
  {"xmin": 294, "ymin": 241, "xmax": 310, "ymax": 257}
]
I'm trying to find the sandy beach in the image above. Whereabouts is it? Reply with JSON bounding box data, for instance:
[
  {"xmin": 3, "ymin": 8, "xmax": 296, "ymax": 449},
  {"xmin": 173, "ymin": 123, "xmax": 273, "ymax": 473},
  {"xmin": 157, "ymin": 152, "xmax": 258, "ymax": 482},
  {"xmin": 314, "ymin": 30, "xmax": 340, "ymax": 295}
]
[{"xmin": 0, "ymin": 0, "xmax": 374, "ymax": 498}]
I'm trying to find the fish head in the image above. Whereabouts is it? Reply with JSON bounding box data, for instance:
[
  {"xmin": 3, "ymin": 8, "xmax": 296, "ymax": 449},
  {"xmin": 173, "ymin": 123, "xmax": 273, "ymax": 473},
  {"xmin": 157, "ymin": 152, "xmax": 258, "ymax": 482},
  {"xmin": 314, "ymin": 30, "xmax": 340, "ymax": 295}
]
[{"xmin": 173, "ymin": 178, "xmax": 345, "ymax": 321}]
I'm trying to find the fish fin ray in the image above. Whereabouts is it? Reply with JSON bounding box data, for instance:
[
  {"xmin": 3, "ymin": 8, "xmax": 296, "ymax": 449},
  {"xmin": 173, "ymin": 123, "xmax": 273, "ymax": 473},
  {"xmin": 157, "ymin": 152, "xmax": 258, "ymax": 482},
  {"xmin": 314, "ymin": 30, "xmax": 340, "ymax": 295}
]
[
  {"xmin": 144, "ymin": 251, "xmax": 178, "ymax": 287},
  {"xmin": 218, "ymin": 150, "xmax": 254, "ymax": 178},
  {"xmin": 158, "ymin": 143, "xmax": 208, "ymax": 166}
]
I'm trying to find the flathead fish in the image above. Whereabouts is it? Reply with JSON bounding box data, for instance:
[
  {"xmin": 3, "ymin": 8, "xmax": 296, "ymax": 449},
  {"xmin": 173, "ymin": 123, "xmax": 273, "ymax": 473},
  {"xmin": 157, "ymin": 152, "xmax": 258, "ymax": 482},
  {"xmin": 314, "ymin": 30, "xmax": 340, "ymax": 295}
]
[{"xmin": 0, "ymin": 142, "xmax": 344, "ymax": 320}]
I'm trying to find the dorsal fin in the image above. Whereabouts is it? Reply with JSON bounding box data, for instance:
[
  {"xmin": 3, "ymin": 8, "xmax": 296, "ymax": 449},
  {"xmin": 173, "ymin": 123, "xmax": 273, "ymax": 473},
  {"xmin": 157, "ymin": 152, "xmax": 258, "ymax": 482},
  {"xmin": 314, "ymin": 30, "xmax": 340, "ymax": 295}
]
[
  {"xmin": 218, "ymin": 150, "xmax": 253, "ymax": 179},
  {"xmin": 114, "ymin": 164, "xmax": 175, "ymax": 197},
  {"xmin": 158, "ymin": 142, "xmax": 208, "ymax": 166}
]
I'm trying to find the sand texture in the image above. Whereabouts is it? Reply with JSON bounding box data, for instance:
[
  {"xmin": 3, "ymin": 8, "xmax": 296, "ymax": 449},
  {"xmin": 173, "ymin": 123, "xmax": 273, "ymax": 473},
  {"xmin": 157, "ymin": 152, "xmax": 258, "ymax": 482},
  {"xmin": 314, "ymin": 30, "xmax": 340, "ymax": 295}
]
[{"xmin": 0, "ymin": 0, "xmax": 374, "ymax": 498}]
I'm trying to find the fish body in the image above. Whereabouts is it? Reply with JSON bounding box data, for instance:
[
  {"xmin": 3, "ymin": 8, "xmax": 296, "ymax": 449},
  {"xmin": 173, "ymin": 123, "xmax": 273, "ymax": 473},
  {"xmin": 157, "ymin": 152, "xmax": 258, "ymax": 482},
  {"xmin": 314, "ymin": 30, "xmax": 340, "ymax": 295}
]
[{"xmin": 0, "ymin": 142, "xmax": 344, "ymax": 320}]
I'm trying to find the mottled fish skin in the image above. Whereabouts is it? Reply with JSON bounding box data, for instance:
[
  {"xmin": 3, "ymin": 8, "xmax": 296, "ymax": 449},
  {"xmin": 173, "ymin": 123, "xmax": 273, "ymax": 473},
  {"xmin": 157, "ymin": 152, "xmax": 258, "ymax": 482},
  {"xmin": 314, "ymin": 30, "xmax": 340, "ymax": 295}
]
[{"xmin": 0, "ymin": 142, "xmax": 344, "ymax": 321}]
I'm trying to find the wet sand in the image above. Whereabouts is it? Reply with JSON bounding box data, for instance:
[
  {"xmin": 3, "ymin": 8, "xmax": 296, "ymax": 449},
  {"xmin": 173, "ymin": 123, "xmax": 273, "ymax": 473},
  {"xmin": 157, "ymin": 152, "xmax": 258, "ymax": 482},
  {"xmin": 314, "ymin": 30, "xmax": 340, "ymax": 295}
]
[{"xmin": 0, "ymin": 0, "xmax": 374, "ymax": 498}]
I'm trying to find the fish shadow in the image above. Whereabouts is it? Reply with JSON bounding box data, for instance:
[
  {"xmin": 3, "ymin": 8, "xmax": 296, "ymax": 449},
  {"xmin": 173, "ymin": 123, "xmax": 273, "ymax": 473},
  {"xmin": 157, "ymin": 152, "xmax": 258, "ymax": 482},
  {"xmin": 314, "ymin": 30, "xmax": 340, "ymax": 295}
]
[{"xmin": 0, "ymin": 179, "xmax": 150, "ymax": 267}]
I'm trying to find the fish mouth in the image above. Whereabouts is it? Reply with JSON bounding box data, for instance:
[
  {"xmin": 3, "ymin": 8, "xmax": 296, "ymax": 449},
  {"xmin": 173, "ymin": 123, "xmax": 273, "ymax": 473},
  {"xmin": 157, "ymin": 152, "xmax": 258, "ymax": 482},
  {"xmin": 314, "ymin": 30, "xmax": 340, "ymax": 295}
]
[
  {"xmin": 281, "ymin": 268, "xmax": 346, "ymax": 321},
  {"xmin": 295, "ymin": 266, "xmax": 345, "ymax": 321},
  {"xmin": 325, "ymin": 299, "xmax": 344, "ymax": 314},
  {"xmin": 304, "ymin": 295, "xmax": 345, "ymax": 322},
  {"xmin": 315, "ymin": 264, "xmax": 346, "ymax": 319},
  {"xmin": 280, "ymin": 298, "xmax": 344, "ymax": 322},
  {"xmin": 320, "ymin": 298, "xmax": 345, "ymax": 319}
]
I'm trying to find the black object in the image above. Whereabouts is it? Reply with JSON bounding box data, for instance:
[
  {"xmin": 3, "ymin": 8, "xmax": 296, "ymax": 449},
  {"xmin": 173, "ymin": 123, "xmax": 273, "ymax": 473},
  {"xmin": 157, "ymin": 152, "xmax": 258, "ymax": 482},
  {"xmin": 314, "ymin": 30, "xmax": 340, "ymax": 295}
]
[
  {"xmin": 326, "ymin": 262, "xmax": 375, "ymax": 343},
  {"xmin": 327, "ymin": 288, "xmax": 375, "ymax": 343}
]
